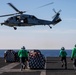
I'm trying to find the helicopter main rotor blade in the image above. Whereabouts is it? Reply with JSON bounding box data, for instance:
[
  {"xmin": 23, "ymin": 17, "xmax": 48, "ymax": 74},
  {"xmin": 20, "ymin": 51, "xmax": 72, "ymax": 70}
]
[
  {"xmin": 8, "ymin": 3, "xmax": 20, "ymax": 13},
  {"xmin": 37, "ymin": 2, "xmax": 54, "ymax": 9},
  {"xmin": 8, "ymin": 3, "xmax": 26, "ymax": 14},
  {"xmin": 0, "ymin": 13, "xmax": 19, "ymax": 17}
]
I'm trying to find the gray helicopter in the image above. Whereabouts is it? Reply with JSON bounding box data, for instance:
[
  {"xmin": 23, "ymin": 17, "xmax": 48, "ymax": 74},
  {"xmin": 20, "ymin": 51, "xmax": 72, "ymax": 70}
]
[{"xmin": 0, "ymin": 3, "xmax": 62, "ymax": 30}]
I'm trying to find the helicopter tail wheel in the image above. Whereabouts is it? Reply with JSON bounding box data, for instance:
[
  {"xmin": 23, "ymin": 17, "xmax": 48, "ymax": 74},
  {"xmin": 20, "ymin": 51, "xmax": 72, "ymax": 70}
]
[
  {"xmin": 13, "ymin": 27, "xmax": 17, "ymax": 30},
  {"xmin": 48, "ymin": 25, "xmax": 52, "ymax": 29}
]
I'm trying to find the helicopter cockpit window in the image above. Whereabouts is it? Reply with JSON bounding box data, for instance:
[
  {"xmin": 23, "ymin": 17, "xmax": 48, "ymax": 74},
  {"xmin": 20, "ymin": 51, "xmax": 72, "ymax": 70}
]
[
  {"xmin": 17, "ymin": 16, "xmax": 20, "ymax": 19},
  {"xmin": 24, "ymin": 18, "xmax": 28, "ymax": 23},
  {"xmin": 32, "ymin": 16, "xmax": 36, "ymax": 19},
  {"xmin": 8, "ymin": 17, "xmax": 13, "ymax": 20}
]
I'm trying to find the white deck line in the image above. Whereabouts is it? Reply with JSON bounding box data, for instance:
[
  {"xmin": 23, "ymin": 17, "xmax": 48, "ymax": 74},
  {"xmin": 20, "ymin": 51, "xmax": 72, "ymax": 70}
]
[
  {"xmin": 0, "ymin": 62, "xmax": 19, "ymax": 74},
  {"xmin": 0, "ymin": 63, "xmax": 46, "ymax": 75},
  {"xmin": 40, "ymin": 71, "xmax": 46, "ymax": 75}
]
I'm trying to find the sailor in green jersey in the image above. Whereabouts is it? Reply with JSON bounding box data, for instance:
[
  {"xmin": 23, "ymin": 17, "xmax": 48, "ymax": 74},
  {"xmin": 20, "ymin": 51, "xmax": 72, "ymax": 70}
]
[
  {"xmin": 18, "ymin": 46, "xmax": 28, "ymax": 71},
  {"xmin": 59, "ymin": 47, "xmax": 67, "ymax": 69},
  {"xmin": 71, "ymin": 44, "xmax": 76, "ymax": 69}
]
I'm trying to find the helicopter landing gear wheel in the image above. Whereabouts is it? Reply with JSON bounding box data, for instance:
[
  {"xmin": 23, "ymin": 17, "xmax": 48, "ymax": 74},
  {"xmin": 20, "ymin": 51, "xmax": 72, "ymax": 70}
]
[
  {"xmin": 1, "ymin": 23, "xmax": 4, "ymax": 25},
  {"xmin": 13, "ymin": 27, "xmax": 17, "ymax": 30}
]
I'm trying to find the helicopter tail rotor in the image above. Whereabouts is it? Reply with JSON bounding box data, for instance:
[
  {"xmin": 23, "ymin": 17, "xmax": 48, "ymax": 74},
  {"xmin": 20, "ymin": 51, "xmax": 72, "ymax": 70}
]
[
  {"xmin": 52, "ymin": 9, "xmax": 62, "ymax": 25},
  {"xmin": 52, "ymin": 8, "xmax": 61, "ymax": 19},
  {"xmin": 53, "ymin": 8, "xmax": 61, "ymax": 14}
]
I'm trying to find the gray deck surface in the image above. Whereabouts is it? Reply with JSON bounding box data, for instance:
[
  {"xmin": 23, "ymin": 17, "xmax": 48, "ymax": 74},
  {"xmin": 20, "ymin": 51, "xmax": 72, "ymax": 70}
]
[{"xmin": 0, "ymin": 57, "xmax": 76, "ymax": 75}]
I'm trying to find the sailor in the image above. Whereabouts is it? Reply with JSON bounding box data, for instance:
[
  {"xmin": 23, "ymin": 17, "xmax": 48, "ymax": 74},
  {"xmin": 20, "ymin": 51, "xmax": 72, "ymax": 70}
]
[
  {"xmin": 18, "ymin": 46, "xmax": 28, "ymax": 71},
  {"xmin": 71, "ymin": 44, "xmax": 76, "ymax": 69},
  {"xmin": 59, "ymin": 47, "xmax": 67, "ymax": 69}
]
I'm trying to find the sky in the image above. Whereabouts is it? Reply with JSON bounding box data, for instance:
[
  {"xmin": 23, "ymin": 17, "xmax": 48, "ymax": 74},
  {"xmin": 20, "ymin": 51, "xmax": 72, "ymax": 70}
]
[{"xmin": 0, "ymin": 0, "xmax": 76, "ymax": 49}]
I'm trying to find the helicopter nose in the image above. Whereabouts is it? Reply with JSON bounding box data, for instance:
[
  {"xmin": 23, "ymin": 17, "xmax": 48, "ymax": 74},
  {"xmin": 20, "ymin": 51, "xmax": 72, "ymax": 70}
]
[{"xmin": 5, "ymin": 20, "xmax": 9, "ymax": 23}]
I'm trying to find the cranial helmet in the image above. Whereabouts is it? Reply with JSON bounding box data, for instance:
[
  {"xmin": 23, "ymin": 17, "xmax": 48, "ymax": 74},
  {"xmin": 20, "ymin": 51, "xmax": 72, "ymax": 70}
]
[
  {"xmin": 61, "ymin": 47, "xmax": 65, "ymax": 50},
  {"xmin": 21, "ymin": 46, "xmax": 25, "ymax": 49},
  {"xmin": 75, "ymin": 44, "xmax": 76, "ymax": 47}
]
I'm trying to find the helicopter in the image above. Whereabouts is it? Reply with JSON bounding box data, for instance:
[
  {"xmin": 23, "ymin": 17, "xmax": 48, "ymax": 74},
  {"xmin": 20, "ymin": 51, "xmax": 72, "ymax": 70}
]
[{"xmin": 0, "ymin": 3, "xmax": 62, "ymax": 30}]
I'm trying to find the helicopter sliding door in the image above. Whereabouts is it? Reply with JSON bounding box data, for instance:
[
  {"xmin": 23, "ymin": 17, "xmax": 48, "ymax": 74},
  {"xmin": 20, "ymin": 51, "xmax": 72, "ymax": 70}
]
[{"xmin": 24, "ymin": 18, "xmax": 28, "ymax": 23}]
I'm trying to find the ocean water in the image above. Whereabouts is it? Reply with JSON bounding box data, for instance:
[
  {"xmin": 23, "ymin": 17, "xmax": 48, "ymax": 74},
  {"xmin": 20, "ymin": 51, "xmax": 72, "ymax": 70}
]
[{"xmin": 0, "ymin": 49, "xmax": 72, "ymax": 57}]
